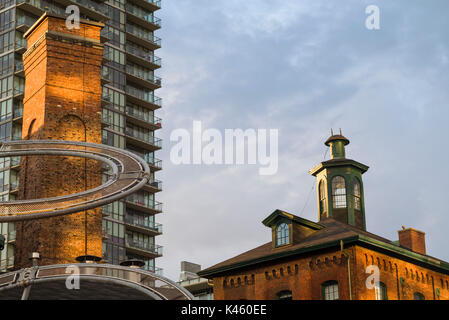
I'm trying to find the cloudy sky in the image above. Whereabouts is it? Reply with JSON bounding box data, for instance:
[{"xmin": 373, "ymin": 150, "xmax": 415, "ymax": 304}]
[{"xmin": 154, "ymin": 0, "xmax": 449, "ymax": 280}]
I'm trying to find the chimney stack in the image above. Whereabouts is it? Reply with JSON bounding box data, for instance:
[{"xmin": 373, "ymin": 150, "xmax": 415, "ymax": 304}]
[{"xmin": 398, "ymin": 227, "xmax": 426, "ymax": 255}]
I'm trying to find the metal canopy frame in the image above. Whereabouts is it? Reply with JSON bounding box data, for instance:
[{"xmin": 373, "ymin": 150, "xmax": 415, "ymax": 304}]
[{"xmin": 0, "ymin": 263, "xmax": 194, "ymax": 300}]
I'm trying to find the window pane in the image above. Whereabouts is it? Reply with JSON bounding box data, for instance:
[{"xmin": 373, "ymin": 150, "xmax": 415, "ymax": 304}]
[{"xmin": 332, "ymin": 176, "xmax": 347, "ymax": 209}]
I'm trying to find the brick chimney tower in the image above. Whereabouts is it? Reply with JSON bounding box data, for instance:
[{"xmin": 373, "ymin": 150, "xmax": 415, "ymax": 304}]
[{"xmin": 15, "ymin": 13, "xmax": 105, "ymax": 268}]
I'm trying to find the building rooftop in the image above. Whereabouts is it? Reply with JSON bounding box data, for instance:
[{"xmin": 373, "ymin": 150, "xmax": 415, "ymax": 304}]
[{"xmin": 198, "ymin": 212, "xmax": 449, "ymax": 278}]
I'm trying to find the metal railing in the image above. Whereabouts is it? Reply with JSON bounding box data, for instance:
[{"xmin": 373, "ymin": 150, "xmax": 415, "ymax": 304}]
[
  {"xmin": 125, "ymin": 25, "xmax": 161, "ymax": 47},
  {"xmin": 126, "ymin": 194, "xmax": 163, "ymax": 212},
  {"xmin": 147, "ymin": 179, "xmax": 162, "ymax": 190},
  {"xmin": 125, "ymin": 45, "xmax": 161, "ymax": 66},
  {"xmin": 142, "ymin": 0, "xmax": 161, "ymax": 8},
  {"xmin": 126, "ymin": 65, "xmax": 161, "ymax": 87},
  {"xmin": 124, "ymin": 215, "xmax": 163, "ymax": 233},
  {"xmin": 125, "ymin": 3, "xmax": 161, "ymax": 27},
  {"xmin": 125, "ymin": 236, "xmax": 163, "ymax": 256},
  {"xmin": 16, "ymin": 15, "xmax": 36, "ymax": 27},
  {"xmin": 125, "ymin": 106, "xmax": 162, "ymax": 126},
  {"xmin": 13, "ymin": 106, "xmax": 23, "ymax": 118},
  {"xmin": 125, "ymin": 86, "xmax": 162, "ymax": 107},
  {"xmin": 14, "ymin": 62, "xmax": 24, "ymax": 73},
  {"xmin": 72, "ymin": 0, "xmax": 106, "ymax": 15},
  {"xmin": 125, "ymin": 128, "xmax": 162, "ymax": 148},
  {"xmin": 127, "ymin": 149, "xmax": 162, "ymax": 169}
]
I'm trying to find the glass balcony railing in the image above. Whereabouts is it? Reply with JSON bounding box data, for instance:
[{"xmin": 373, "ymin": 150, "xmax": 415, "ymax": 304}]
[
  {"xmin": 15, "ymin": 62, "xmax": 24, "ymax": 73},
  {"xmin": 126, "ymin": 194, "xmax": 163, "ymax": 212},
  {"xmin": 125, "ymin": 128, "xmax": 162, "ymax": 148},
  {"xmin": 101, "ymin": 67, "xmax": 111, "ymax": 82},
  {"xmin": 125, "ymin": 106, "xmax": 162, "ymax": 127},
  {"xmin": 124, "ymin": 215, "xmax": 163, "ymax": 233},
  {"xmin": 127, "ymin": 149, "xmax": 162, "ymax": 169},
  {"xmin": 17, "ymin": 0, "xmax": 66, "ymax": 15},
  {"xmin": 15, "ymin": 38, "xmax": 27, "ymax": 50},
  {"xmin": 125, "ymin": 236, "xmax": 163, "ymax": 256},
  {"xmin": 125, "ymin": 25, "xmax": 161, "ymax": 47},
  {"xmin": 125, "ymin": 86, "xmax": 162, "ymax": 107},
  {"xmin": 125, "ymin": 45, "xmax": 161, "ymax": 66},
  {"xmin": 125, "ymin": 3, "xmax": 161, "ymax": 27},
  {"xmin": 152, "ymin": 266, "xmax": 163, "ymax": 276},
  {"xmin": 13, "ymin": 106, "xmax": 23, "ymax": 118},
  {"xmin": 72, "ymin": 0, "xmax": 106, "ymax": 15},
  {"xmin": 143, "ymin": 0, "xmax": 161, "ymax": 8},
  {"xmin": 147, "ymin": 179, "xmax": 162, "ymax": 190},
  {"xmin": 16, "ymin": 15, "xmax": 36, "ymax": 28},
  {"xmin": 126, "ymin": 65, "xmax": 161, "ymax": 87}
]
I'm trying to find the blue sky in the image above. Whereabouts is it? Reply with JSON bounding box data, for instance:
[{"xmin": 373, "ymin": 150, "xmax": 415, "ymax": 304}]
[{"xmin": 155, "ymin": 0, "xmax": 449, "ymax": 281}]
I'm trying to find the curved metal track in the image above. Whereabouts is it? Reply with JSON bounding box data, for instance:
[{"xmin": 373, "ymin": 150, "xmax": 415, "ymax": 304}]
[{"xmin": 0, "ymin": 140, "xmax": 150, "ymax": 222}]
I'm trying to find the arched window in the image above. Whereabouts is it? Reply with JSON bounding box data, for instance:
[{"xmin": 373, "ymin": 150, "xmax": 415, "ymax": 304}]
[
  {"xmin": 375, "ymin": 282, "xmax": 387, "ymax": 300},
  {"xmin": 319, "ymin": 180, "xmax": 327, "ymax": 215},
  {"xmin": 332, "ymin": 176, "xmax": 347, "ymax": 208},
  {"xmin": 353, "ymin": 178, "xmax": 361, "ymax": 210},
  {"xmin": 414, "ymin": 292, "xmax": 425, "ymax": 300},
  {"xmin": 322, "ymin": 281, "xmax": 339, "ymax": 300},
  {"xmin": 276, "ymin": 223, "xmax": 289, "ymax": 246},
  {"xmin": 276, "ymin": 290, "xmax": 292, "ymax": 300}
]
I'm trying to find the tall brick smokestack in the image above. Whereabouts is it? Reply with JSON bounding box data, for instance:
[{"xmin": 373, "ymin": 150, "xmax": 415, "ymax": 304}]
[{"xmin": 15, "ymin": 13, "xmax": 105, "ymax": 268}]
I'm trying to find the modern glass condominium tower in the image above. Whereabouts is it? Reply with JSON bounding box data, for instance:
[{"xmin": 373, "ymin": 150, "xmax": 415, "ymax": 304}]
[{"xmin": 0, "ymin": 0, "xmax": 163, "ymax": 274}]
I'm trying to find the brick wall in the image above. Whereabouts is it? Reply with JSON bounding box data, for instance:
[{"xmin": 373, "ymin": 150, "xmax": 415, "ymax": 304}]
[
  {"xmin": 15, "ymin": 14, "xmax": 104, "ymax": 268},
  {"xmin": 211, "ymin": 245, "xmax": 449, "ymax": 300}
]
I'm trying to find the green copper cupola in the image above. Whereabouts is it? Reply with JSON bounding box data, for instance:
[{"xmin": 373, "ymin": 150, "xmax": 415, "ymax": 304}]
[
  {"xmin": 325, "ymin": 130, "xmax": 350, "ymax": 159},
  {"xmin": 309, "ymin": 131, "xmax": 369, "ymax": 230}
]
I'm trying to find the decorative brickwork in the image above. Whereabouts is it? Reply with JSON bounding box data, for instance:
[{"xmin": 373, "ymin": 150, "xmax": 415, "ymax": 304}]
[{"xmin": 210, "ymin": 245, "xmax": 449, "ymax": 300}]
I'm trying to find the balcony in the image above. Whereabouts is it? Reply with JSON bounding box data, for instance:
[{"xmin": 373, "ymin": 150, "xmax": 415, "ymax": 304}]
[
  {"xmin": 127, "ymin": 0, "xmax": 161, "ymax": 12},
  {"xmin": 15, "ymin": 39, "xmax": 27, "ymax": 54},
  {"xmin": 17, "ymin": 0, "xmax": 108, "ymax": 22},
  {"xmin": 15, "ymin": 62, "xmax": 24, "ymax": 77},
  {"xmin": 125, "ymin": 65, "xmax": 161, "ymax": 90},
  {"xmin": 144, "ymin": 179, "xmax": 162, "ymax": 192},
  {"xmin": 125, "ymin": 45, "xmax": 161, "ymax": 70},
  {"xmin": 125, "ymin": 3, "xmax": 161, "ymax": 31},
  {"xmin": 102, "ymin": 226, "xmax": 110, "ymax": 240},
  {"xmin": 127, "ymin": 149, "xmax": 162, "ymax": 171},
  {"xmin": 125, "ymin": 106, "xmax": 162, "ymax": 130},
  {"xmin": 125, "ymin": 194, "xmax": 162, "ymax": 215},
  {"xmin": 16, "ymin": 15, "xmax": 36, "ymax": 32},
  {"xmin": 101, "ymin": 67, "xmax": 111, "ymax": 84},
  {"xmin": 17, "ymin": 0, "xmax": 67, "ymax": 17},
  {"xmin": 125, "ymin": 86, "xmax": 162, "ymax": 110},
  {"xmin": 13, "ymin": 105, "xmax": 23, "ymax": 120},
  {"xmin": 125, "ymin": 127, "xmax": 162, "ymax": 151},
  {"xmin": 124, "ymin": 215, "xmax": 163, "ymax": 236},
  {"xmin": 125, "ymin": 24, "xmax": 161, "ymax": 50},
  {"xmin": 125, "ymin": 236, "xmax": 163, "ymax": 258}
]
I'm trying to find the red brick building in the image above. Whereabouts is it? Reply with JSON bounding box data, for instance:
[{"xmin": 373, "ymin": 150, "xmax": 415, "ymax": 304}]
[{"xmin": 198, "ymin": 134, "xmax": 449, "ymax": 300}]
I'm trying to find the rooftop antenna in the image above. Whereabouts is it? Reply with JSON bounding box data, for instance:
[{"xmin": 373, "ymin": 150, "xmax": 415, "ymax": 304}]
[
  {"xmin": 339, "ymin": 128, "xmax": 342, "ymax": 135},
  {"xmin": 331, "ymin": 128, "xmax": 334, "ymax": 136}
]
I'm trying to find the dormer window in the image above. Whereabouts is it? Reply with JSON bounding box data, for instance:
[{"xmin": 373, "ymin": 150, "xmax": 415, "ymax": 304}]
[
  {"xmin": 276, "ymin": 223, "xmax": 289, "ymax": 246},
  {"xmin": 332, "ymin": 176, "xmax": 347, "ymax": 209}
]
